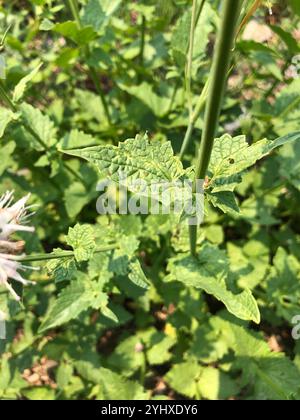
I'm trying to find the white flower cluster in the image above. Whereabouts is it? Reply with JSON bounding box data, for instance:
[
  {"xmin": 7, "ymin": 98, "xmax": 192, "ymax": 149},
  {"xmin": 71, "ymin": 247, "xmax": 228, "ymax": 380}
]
[{"xmin": 0, "ymin": 191, "xmax": 36, "ymax": 301}]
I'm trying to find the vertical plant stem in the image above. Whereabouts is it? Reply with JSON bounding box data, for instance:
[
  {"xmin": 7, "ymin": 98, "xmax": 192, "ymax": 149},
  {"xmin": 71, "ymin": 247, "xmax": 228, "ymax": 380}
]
[
  {"xmin": 67, "ymin": 0, "xmax": 81, "ymax": 26},
  {"xmin": 168, "ymin": 0, "xmax": 206, "ymax": 116},
  {"xmin": 189, "ymin": 0, "xmax": 243, "ymax": 256},
  {"xmin": 0, "ymin": 23, "xmax": 12, "ymax": 47},
  {"xmin": 180, "ymin": 0, "xmax": 206, "ymax": 159},
  {"xmin": 167, "ymin": 78, "xmax": 179, "ymax": 114},
  {"xmin": 139, "ymin": 340, "xmax": 147, "ymax": 385},
  {"xmin": 68, "ymin": 0, "xmax": 112, "ymax": 125},
  {"xmin": 137, "ymin": 14, "xmax": 146, "ymax": 84},
  {"xmin": 88, "ymin": 66, "xmax": 112, "ymax": 125},
  {"xmin": 180, "ymin": 124, "xmax": 194, "ymax": 159},
  {"xmin": 0, "ymin": 80, "xmax": 17, "ymax": 111},
  {"xmin": 195, "ymin": 0, "xmax": 206, "ymax": 24},
  {"xmin": 179, "ymin": 77, "xmax": 210, "ymax": 159},
  {"xmin": 185, "ymin": 0, "xmax": 197, "ymax": 116},
  {"xmin": 139, "ymin": 15, "xmax": 146, "ymax": 68}
]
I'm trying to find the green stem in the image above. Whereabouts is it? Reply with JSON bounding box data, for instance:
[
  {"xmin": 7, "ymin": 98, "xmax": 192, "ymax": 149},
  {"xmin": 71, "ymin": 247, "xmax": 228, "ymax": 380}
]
[
  {"xmin": 67, "ymin": 0, "xmax": 81, "ymax": 27},
  {"xmin": 168, "ymin": 0, "xmax": 206, "ymax": 117},
  {"xmin": 20, "ymin": 245, "xmax": 118, "ymax": 263},
  {"xmin": 180, "ymin": 0, "xmax": 207, "ymax": 160},
  {"xmin": 139, "ymin": 15, "xmax": 146, "ymax": 68},
  {"xmin": 88, "ymin": 66, "xmax": 111, "ymax": 125},
  {"xmin": 67, "ymin": 0, "xmax": 112, "ymax": 125},
  {"xmin": 22, "ymin": 120, "xmax": 48, "ymax": 150},
  {"xmin": 63, "ymin": 161, "xmax": 85, "ymax": 183},
  {"xmin": 139, "ymin": 340, "xmax": 147, "ymax": 385},
  {"xmin": 192, "ymin": 77, "xmax": 210, "ymax": 122},
  {"xmin": 0, "ymin": 80, "xmax": 17, "ymax": 111},
  {"xmin": 189, "ymin": 0, "xmax": 243, "ymax": 256},
  {"xmin": 180, "ymin": 123, "xmax": 194, "ymax": 159},
  {"xmin": 195, "ymin": 0, "xmax": 206, "ymax": 24},
  {"xmin": 0, "ymin": 23, "xmax": 12, "ymax": 48},
  {"xmin": 179, "ymin": 77, "xmax": 210, "ymax": 159},
  {"xmin": 167, "ymin": 79, "xmax": 179, "ymax": 114},
  {"xmin": 185, "ymin": 0, "xmax": 197, "ymax": 116}
]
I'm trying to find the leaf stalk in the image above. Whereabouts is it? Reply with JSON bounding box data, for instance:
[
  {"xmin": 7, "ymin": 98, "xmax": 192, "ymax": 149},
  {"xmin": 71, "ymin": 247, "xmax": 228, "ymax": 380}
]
[{"xmin": 20, "ymin": 245, "xmax": 118, "ymax": 263}]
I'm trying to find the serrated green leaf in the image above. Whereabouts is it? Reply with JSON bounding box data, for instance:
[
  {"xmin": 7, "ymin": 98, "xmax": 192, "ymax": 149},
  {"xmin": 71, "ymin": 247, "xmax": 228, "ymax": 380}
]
[
  {"xmin": 22, "ymin": 387, "xmax": 56, "ymax": 400},
  {"xmin": 273, "ymin": 79, "xmax": 300, "ymax": 118},
  {"xmin": 34, "ymin": 154, "xmax": 50, "ymax": 168},
  {"xmin": 197, "ymin": 367, "xmax": 238, "ymax": 400},
  {"xmin": 75, "ymin": 361, "xmax": 148, "ymax": 399},
  {"xmin": 266, "ymin": 247, "xmax": 300, "ymax": 321},
  {"xmin": 210, "ymin": 132, "xmax": 300, "ymax": 186},
  {"xmin": 240, "ymin": 193, "xmax": 279, "ymax": 225},
  {"xmin": 168, "ymin": 244, "xmax": 260, "ymax": 323},
  {"xmin": 88, "ymin": 252, "xmax": 112, "ymax": 285},
  {"xmin": 39, "ymin": 278, "xmax": 111, "ymax": 332},
  {"xmin": 46, "ymin": 248, "xmax": 77, "ymax": 283},
  {"xmin": 207, "ymin": 191, "xmax": 240, "ymax": 215},
  {"xmin": 165, "ymin": 361, "xmax": 202, "ymax": 399},
  {"xmin": 206, "ymin": 132, "xmax": 300, "ymax": 216},
  {"xmin": 39, "ymin": 18, "xmax": 54, "ymax": 31},
  {"xmin": 73, "ymin": 88, "xmax": 105, "ymax": 123},
  {"xmin": 59, "ymin": 129, "xmax": 98, "ymax": 150},
  {"xmin": 39, "ymin": 280, "xmax": 91, "ymax": 332},
  {"xmin": 81, "ymin": 0, "xmax": 122, "ymax": 32},
  {"xmin": 64, "ymin": 182, "xmax": 90, "ymax": 219},
  {"xmin": 66, "ymin": 224, "xmax": 96, "ymax": 262},
  {"xmin": 128, "ymin": 258, "xmax": 149, "ymax": 289},
  {"xmin": 13, "ymin": 63, "xmax": 42, "ymax": 102},
  {"xmin": 101, "ymin": 305, "xmax": 119, "ymax": 323},
  {"xmin": 227, "ymin": 241, "xmax": 268, "ymax": 290},
  {"xmin": 171, "ymin": 3, "xmax": 216, "ymax": 68},
  {"xmin": 44, "ymin": 21, "xmax": 97, "ymax": 46},
  {"xmin": 119, "ymin": 83, "xmax": 170, "ymax": 117},
  {"xmin": 62, "ymin": 134, "xmax": 185, "ymax": 189},
  {"xmin": 278, "ymin": 134, "xmax": 300, "ymax": 190},
  {"xmin": 56, "ymin": 362, "xmax": 73, "ymax": 389},
  {"xmin": 147, "ymin": 333, "xmax": 175, "ymax": 365},
  {"xmin": 189, "ymin": 317, "xmax": 230, "ymax": 363},
  {"xmin": 20, "ymin": 103, "xmax": 57, "ymax": 150},
  {"xmin": 227, "ymin": 323, "xmax": 300, "ymax": 400},
  {"xmin": 107, "ymin": 335, "xmax": 145, "ymax": 375}
]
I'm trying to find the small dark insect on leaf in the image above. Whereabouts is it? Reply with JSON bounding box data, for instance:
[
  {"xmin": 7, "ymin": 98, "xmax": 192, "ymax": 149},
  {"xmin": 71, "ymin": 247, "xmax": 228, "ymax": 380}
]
[{"xmin": 228, "ymin": 158, "xmax": 235, "ymax": 164}]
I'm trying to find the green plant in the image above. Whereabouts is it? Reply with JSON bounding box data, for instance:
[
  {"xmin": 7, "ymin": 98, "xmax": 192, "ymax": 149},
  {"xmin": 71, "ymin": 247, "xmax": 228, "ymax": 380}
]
[{"xmin": 0, "ymin": 0, "xmax": 300, "ymax": 401}]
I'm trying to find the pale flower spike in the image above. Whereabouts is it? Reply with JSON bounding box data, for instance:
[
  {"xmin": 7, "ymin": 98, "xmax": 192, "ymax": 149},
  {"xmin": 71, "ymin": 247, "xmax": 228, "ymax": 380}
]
[{"xmin": 0, "ymin": 191, "xmax": 36, "ymax": 301}]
